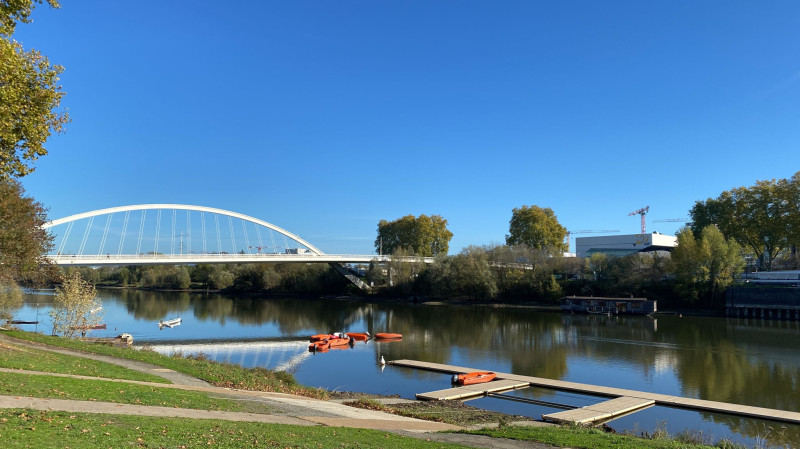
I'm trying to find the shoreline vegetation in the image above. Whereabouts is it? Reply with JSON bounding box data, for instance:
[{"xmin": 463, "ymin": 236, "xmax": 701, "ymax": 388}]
[{"xmin": 0, "ymin": 329, "xmax": 753, "ymax": 449}]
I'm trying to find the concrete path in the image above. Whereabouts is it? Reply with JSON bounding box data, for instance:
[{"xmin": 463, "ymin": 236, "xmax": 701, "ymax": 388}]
[{"xmin": 0, "ymin": 333, "xmax": 559, "ymax": 448}]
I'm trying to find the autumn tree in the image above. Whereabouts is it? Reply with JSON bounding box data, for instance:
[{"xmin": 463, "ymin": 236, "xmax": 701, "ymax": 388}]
[
  {"xmin": 375, "ymin": 214, "xmax": 453, "ymax": 257},
  {"xmin": 0, "ymin": 179, "xmax": 54, "ymax": 285},
  {"xmin": 506, "ymin": 205, "xmax": 567, "ymax": 254},
  {"xmin": 0, "ymin": 283, "xmax": 23, "ymax": 321},
  {"xmin": 1, "ymin": 0, "xmax": 69, "ymax": 178},
  {"xmin": 50, "ymin": 272, "xmax": 103, "ymax": 337},
  {"xmin": 690, "ymin": 172, "xmax": 800, "ymax": 270}
]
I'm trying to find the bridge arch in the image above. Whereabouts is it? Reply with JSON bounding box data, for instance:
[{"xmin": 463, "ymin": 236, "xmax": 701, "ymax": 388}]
[{"xmin": 45, "ymin": 204, "xmax": 325, "ymax": 257}]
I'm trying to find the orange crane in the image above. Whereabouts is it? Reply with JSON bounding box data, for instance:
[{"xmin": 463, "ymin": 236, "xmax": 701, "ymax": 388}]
[
  {"xmin": 565, "ymin": 230, "xmax": 619, "ymax": 253},
  {"xmin": 628, "ymin": 206, "xmax": 649, "ymax": 234}
]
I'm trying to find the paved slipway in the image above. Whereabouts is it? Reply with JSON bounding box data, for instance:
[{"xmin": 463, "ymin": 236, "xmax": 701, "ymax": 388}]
[{"xmin": 0, "ymin": 333, "xmax": 558, "ymax": 449}]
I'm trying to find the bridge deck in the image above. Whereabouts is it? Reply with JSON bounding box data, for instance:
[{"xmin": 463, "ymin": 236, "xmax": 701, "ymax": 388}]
[{"xmin": 388, "ymin": 359, "xmax": 800, "ymax": 424}]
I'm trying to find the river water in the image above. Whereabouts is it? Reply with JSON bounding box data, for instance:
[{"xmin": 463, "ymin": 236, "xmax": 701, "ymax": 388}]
[{"xmin": 16, "ymin": 288, "xmax": 800, "ymax": 448}]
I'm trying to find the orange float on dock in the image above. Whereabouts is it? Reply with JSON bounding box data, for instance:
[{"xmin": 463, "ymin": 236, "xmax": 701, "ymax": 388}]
[{"xmin": 452, "ymin": 371, "xmax": 496, "ymax": 386}]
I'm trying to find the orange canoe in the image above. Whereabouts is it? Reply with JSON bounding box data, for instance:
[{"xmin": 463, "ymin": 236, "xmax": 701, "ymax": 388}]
[
  {"xmin": 327, "ymin": 337, "xmax": 353, "ymax": 347},
  {"xmin": 453, "ymin": 371, "xmax": 496, "ymax": 386},
  {"xmin": 308, "ymin": 341, "xmax": 330, "ymax": 352},
  {"xmin": 374, "ymin": 332, "xmax": 402, "ymax": 341},
  {"xmin": 346, "ymin": 332, "xmax": 370, "ymax": 341},
  {"xmin": 310, "ymin": 334, "xmax": 333, "ymax": 342}
]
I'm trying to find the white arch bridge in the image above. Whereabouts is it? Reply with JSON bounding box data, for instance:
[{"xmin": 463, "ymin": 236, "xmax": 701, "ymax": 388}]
[{"xmin": 44, "ymin": 204, "xmax": 431, "ymax": 267}]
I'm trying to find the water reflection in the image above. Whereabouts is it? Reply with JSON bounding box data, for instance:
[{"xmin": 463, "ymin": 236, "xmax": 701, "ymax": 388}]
[{"xmin": 16, "ymin": 289, "xmax": 800, "ymax": 447}]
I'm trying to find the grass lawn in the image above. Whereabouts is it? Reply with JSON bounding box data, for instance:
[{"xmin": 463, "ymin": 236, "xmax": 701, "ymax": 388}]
[
  {"xmin": 3, "ymin": 330, "xmax": 327, "ymax": 398},
  {"xmin": 0, "ymin": 371, "xmax": 258, "ymax": 412},
  {"xmin": 465, "ymin": 425, "xmax": 742, "ymax": 449},
  {"xmin": 0, "ymin": 409, "xmax": 470, "ymax": 449},
  {"xmin": 0, "ymin": 339, "xmax": 168, "ymax": 383}
]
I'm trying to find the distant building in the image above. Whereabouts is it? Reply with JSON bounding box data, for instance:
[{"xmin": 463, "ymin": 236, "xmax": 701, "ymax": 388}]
[{"xmin": 575, "ymin": 232, "xmax": 678, "ymax": 259}]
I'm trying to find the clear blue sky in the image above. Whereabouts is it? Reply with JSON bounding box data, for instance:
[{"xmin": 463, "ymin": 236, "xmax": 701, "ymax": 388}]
[{"xmin": 15, "ymin": 1, "xmax": 800, "ymax": 254}]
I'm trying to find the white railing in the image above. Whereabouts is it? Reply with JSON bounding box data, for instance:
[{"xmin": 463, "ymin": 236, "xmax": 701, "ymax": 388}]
[{"xmin": 46, "ymin": 253, "xmax": 433, "ymax": 265}]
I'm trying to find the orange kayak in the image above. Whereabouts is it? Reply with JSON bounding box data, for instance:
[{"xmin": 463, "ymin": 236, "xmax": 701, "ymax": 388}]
[
  {"xmin": 327, "ymin": 337, "xmax": 353, "ymax": 347},
  {"xmin": 310, "ymin": 334, "xmax": 334, "ymax": 342},
  {"xmin": 453, "ymin": 371, "xmax": 496, "ymax": 386},
  {"xmin": 346, "ymin": 332, "xmax": 370, "ymax": 341},
  {"xmin": 308, "ymin": 341, "xmax": 330, "ymax": 352},
  {"xmin": 374, "ymin": 333, "xmax": 402, "ymax": 341}
]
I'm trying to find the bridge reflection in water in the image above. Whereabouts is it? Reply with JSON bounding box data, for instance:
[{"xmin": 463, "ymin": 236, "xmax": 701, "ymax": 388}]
[{"xmin": 146, "ymin": 339, "xmax": 312, "ymax": 372}]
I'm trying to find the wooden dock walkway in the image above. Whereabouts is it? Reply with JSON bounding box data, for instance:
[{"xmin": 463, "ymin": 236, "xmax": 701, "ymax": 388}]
[
  {"xmin": 542, "ymin": 396, "xmax": 654, "ymax": 424},
  {"xmin": 417, "ymin": 379, "xmax": 530, "ymax": 401},
  {"xmin": 389, "ymin": 359, "xmax": 800, "ymax": 425}
]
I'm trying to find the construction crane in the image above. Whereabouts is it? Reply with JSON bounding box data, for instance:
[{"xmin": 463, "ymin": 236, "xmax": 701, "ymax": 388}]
[
  {"xmin": 565, "ymin": 230, "xmax": 620, "ymax": 253},
  {"xmin": 652, "ymin": 218, "xmax": 690, "ymax": 223},
  {"xmin": 628, "ymin": 206, "xmax": 650, "ymax": 234}
]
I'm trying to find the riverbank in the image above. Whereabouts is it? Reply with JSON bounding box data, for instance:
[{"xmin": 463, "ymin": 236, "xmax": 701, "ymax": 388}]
[{"xmin": 0, "ymin": 329, "xmax": 736, "ymax": 449}]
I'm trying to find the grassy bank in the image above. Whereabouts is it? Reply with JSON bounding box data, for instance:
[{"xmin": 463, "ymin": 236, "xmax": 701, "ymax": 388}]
[
  {"xmin": 0, "ymin": 338, "xmax": 167, "ymax": 383},
  {"xmin": 2, "ymin": 330, "xmax": 327, "ymax": 398},
  {"xmin": 465, "ymin": 425, "xmax": 745, "ymax": 449},
  {"xmin": 0, "ymin": 330, "xmax": 746, "ymax": 449},
  {"xmin": 0, "ymin": 409, "xmax": 466, "ymax": 449}
]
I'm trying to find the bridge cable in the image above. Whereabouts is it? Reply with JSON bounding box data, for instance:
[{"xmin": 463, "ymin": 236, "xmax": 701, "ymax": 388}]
[
  {"xmin": 170, "ymin": 209, "xmax": 176, "ymax": 256},
  {"xmin": 214, "ymin": 214, "xmax": 222, "ymax": 254},
  {"xmin": 228, "ymin": 216, "xmax": 236, "ymax": 254},
  {"xmin": 241, "ymin": 219, "xmax": 251, "ymax": 254},
  {"xmin": 186, "ymin": 210, "xmax": 191, "ymax": 256},
  {"xmin": 136, "ymin": 210, "xmax": 146, "ymax": 256},
  {"xmin": 56, "ymin": 221, "xmax": 74, "ymax": 256},
  {"xmin": 201, "ymin": 212, "xmax": 207, "ymax": 254},
  {"xmin": 118, "ymin": 211, "xmax": 130, "ymax": 256},
  {"xmin": 255, "ymin": 227, "xmax": 264, "ymax": 254},
  {"xmin": 269, "ymin": 228, "xmax": 277, "ymax": 254},
  {"xmin": 98, "ymin": 213, "xmax": 113, "ymax": 256},
  {"xmin": 78, "ymin": 216, "xmax": 94, "ymax": 256},
  {"xmin": 154, "ymin": 209, "xmax": 162, "ymax": 255}
]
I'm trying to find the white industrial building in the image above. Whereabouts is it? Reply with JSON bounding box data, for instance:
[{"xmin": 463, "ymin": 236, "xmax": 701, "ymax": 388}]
[{"xmin": 575, "ymin": 232, "xmax": 678, "ymax": 259}]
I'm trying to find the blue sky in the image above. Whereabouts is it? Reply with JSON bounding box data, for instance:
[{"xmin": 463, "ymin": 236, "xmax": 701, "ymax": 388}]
[{"xmin": 14, "ymin": 1, "xmax": 800, "ymax": 254}]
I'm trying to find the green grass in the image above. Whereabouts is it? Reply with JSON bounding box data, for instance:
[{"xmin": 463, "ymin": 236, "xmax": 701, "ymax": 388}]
[
  {"xmin": 3, "ymin": 330, "xmax": 327, "ymax": 398},
  {"xmin": 0, "ymin": 371, "xmax": 256, "ymax": 412},
  {"xmin": 0, "ymin": 409, "xmax": 470, "ymax": 449},
  {"xmin": 465, "ymin": 425, "xmax": 726, "ymax": 449},
  {"xmin": 0, "ymin": 339, "xmax": 168, "ymax": 383}
]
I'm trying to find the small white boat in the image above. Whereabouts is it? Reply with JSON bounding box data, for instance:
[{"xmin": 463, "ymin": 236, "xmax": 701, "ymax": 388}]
[{"xmin": 158, "ymin": 317, "xmax": 182, "ymax": 329}]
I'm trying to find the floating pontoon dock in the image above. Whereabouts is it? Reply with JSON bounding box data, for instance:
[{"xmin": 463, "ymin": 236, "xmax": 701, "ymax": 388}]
[{"xmin": 389, "ymin": 359, "xmax": 800, "ymax": 425}]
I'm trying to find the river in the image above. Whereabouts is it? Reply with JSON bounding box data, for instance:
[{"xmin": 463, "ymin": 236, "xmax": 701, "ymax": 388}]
[{"xmin": 15, "ymin": 288, "xmax": 800, "ymax": 448}]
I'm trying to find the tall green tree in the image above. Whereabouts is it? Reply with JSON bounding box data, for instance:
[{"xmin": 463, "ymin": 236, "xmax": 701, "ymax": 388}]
[
  {"xmin": 506, "ymin": 205, "xmax": 567, "ymax": 254},
  {"xmin": 0, "ymin": 179, "xmax": 54, "ymax": 285},
  {"xmin": 375, "ymin": 214, "xmax": 452, "ymax": 257},
  {"xmin": 690, "ymin": 172, "xmax": 799, "ymax": 270},
  {"xmin": 671, "ymin": 226, "xmax": 744, "ymax": 308},
  {"xmin": 1, "ymin": 0, "xmax": 68, "ymax": 178}
]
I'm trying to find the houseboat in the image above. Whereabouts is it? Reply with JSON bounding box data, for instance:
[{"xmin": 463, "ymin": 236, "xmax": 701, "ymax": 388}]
[{"xmin": 560, "ymin": 296, "xmax": 656, "ymax": 316}]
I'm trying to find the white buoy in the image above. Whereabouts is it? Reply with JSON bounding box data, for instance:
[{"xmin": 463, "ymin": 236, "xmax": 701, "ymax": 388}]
[{"xmin": 380, "ymin": 355, "xmax": 386, "ymax": 365}]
